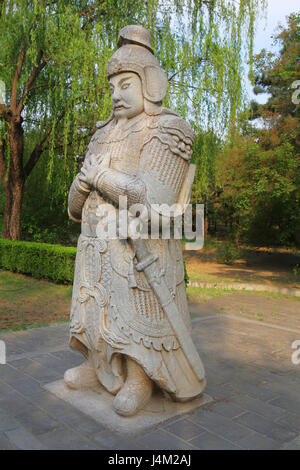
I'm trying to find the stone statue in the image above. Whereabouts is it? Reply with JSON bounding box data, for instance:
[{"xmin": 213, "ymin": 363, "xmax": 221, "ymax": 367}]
[{"xmin": 65, "ymin": 25, "xmax": 206, "ymax": 417}]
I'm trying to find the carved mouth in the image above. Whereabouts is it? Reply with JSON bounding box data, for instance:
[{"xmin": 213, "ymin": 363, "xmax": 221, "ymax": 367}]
[{"xmin": 114, "ymin": 104, "xmax": 129, "ymax": 111}]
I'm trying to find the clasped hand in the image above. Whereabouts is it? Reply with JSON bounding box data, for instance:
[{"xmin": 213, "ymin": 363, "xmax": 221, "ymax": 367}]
[{"xmin": 78, "ymin": 153, "xmax": 111, "ymax": 188}]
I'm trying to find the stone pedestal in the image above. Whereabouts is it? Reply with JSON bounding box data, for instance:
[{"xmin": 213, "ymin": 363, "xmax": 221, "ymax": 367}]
[{"xmin": 44, "ymin": 379, "xmax": 213, "ymax": 435}]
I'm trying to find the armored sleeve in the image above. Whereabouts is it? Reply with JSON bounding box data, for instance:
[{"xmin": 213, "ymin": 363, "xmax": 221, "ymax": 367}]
[
  {"xmin": 138, "ymin": 114, "xmax": 193, "ymax": 208},
  {"xmin": 68, "ymin": 174, "xmax": 91, "ymax": 223},
  {"xmin": 92, "ymin": 169, "xmax": 146, "ymax": 208}
]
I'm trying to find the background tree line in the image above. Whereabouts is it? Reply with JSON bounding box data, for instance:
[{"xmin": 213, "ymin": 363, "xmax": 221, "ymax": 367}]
[{"xmin": 1, "ymin": 1, "xmax": 298, "ymax": 249}]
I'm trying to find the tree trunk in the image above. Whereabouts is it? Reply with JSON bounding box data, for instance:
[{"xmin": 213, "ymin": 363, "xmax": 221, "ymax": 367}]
[
  {"xmin": 2, "ymin": 118, "xmax": 25, "ymax": 241},
  {"xmin": 3, "ymin": 179, "xmax": 24, "ymax": 240}
]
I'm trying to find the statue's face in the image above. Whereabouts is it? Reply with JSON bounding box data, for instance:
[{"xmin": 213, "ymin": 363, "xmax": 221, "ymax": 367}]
[{"xmin": 109, "ymin": 72, "xmax": 144, "ymax": 120}]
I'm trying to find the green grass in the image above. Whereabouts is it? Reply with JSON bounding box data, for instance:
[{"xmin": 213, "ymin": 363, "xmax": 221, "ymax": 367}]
[
  {"xmin": 0, "ymin": 269, "xmax": 72, "ymax": 301},
  {"xmin": 187, "ymin": 286, "xmax": 237, "ymax": 299},
  {"xmin": 0, "ymin": 270, "xmax": 72, "ymax": 331},
  {"xmin": 0, "ymin": 319, "xmax": 69, "ymax": 334},
  {"xmin": 186, "ymin": 285, "xmax": 300, "ymax": 301}
]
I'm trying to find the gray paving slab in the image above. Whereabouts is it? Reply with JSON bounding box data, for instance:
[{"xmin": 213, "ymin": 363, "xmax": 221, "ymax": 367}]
[
  {"xmin": 189, "ymin": 431, "xmax": 243, "ymax": 450},
  {"xmin": 0, "ymin": 303, "xmax": 299, "ymax": 450},
  {"xmin": 234, "ymin": 411, "xmax": 298, "ymax": 443},
  {"xmin": 3, "ymin": 427, "xmax": 47, "ymax": 450}
]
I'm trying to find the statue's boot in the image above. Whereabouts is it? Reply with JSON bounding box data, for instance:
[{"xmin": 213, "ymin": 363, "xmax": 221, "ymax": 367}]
[
  {"xmin": 113, "ymin": 357, "xmax": 153, "ymax": 417},
  {"xmin": 64, "ymin": 360, "xmax": 99, "ymax": 390}
]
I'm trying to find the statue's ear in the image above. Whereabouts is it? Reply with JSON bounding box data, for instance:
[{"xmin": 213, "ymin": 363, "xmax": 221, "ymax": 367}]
[{"xmin": 143, "ymin": 66, "xmax": 168, "ymax": 102}]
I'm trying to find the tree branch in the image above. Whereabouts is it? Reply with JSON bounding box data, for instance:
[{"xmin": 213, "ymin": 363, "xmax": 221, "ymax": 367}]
[
  {"xmin": 168, "ymin": 58, "xmax": 208, "ymax": 82},
  {"xmin": 24, "ymin": 109, "xmax": 65, "ymax": 177},
  {"xmin": 17, "ymin": 49, "xmax": 47, "ymax": 113},
  {"xmin": 11, "ymin": 45, "xmax": 26, "ymax": 112},
  {"xmin": 0, "ymin": 135, "xmax": 6, "ymax": 181},
  {"xmin": 0, "ymin": 103, "xmax": 12, "ymax": 120}
]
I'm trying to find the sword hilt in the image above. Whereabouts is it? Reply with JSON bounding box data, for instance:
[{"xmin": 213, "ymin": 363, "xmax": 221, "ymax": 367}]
[{"xmin": 136, "ymin": 254, "xmax": 159, "ymax": 272}]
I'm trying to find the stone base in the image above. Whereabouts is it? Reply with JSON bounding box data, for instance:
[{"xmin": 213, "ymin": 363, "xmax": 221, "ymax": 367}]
[{"xmin": 44, "ymin": 379, "xmax": 213, "ymax": 435}]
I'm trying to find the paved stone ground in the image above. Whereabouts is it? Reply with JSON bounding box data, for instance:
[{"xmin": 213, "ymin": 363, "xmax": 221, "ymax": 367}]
[{"xmin": 0, "ymin": 302, "xmax": 300, "ymax": 450}]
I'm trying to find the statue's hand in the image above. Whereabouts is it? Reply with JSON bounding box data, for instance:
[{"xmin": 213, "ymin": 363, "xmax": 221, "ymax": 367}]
[
  {"xmin": 78, "ymin": 153, "xmax": 98, "ymax": 187},
  {"xmin": 78, "ymin": 152, "xmax": 111, "ymax": 188}
]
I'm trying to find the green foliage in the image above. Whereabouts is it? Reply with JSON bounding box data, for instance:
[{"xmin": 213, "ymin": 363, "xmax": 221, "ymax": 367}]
[
  {"xmin": 183, "ymin": 256, "xmax": 189, "ymax": 288},
  {"xmin": 0, "ymin": 239, "xmax": 76, "ymax": 283},
  {"xmin": 0, "ymin": 0, "xmax": 266, "ymax": 240},
  {"xmin": 215, "ymin": 241, "xmax": 242, "ymax": 265},
  {"xmin": 216, "ymin": 13, "xmax": 300, "ymax": 247}
]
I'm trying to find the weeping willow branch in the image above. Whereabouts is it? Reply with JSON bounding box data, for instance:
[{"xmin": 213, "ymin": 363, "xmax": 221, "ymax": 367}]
[
  {"xmin": 24, "ymin": 109, "xmax": 66, "ymax": 177},
  {"xmin": 17, "ymin": 50, "xmax": 47, "ymax": 113},
  {"xmin": 0, "ymin": 136, "xmax": 6, "ymax": 179},
  {"xmin": 11, "ymin": 45, "xmax": 26, "ymax": 113}
]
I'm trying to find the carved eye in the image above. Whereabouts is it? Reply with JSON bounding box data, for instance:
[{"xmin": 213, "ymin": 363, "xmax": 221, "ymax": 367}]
[{"xmin": 121, "ymin": 82, "xmax": 130, "ymax": 89}]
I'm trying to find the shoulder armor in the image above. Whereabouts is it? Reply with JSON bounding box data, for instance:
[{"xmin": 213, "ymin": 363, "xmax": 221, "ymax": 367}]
[
  {"xmin": 95, "ymin": 113, "xmax": 113, "ymax": 129},
  {"xmin": 147, "ymin": 110, "xmax": 194, "ymax": 161},
  {"xmin": 88, "ymin": 114, "xmax": 114, "ymax": 150}
]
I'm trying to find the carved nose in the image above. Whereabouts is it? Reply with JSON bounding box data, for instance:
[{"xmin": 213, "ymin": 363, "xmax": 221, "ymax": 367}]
[{"xmin": 111, "ymin": 89, "xmax": 121, "ymax": 103}]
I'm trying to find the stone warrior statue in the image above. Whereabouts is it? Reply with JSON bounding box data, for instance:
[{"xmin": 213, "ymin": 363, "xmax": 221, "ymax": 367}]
[{"xmin": 65, "ymin": 25, "xmax": 206, "ymax": 417}]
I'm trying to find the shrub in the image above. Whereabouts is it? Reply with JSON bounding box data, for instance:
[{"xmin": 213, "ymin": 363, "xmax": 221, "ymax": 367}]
[
  {"xmin": 183, "ymin": 256, "xmax": 189, "ymax": 288},
  {"xmin": 216, "ymin": 241, "xmax": 242, "ymax": 265},
  {"xmin": 0, "ymin": 239, "xmax": 76, "ymax": 284}
]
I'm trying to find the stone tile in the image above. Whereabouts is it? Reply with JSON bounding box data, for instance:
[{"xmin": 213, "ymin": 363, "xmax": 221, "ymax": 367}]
[
  {"xmin": 0, "ymin": 364, "xmax": 28, "ymax": 384},
  {"xmin": 0, "ymin": 380, "xmax": 14, "ymax": 396},
  {"xmin": 0, "ymin": 411, "xmax": 19, "ymax": 432},
  {"xmin": 237, "ymin": 431, "xmax": 281, "ymax": 450},
  {"xmin": 189, "ymin": 431, "xmax": 242, "ymax": 450},
  {"xmin": 281, "ymin": 441, "xmax": 300, "ymax": 450},
  {"xmin": 275, "ymin": 412, "xmax": 300, "ymax": 433},
  {"xmin": 9, "ymin": 357, "xmax": 35, "ymax": 370},
  {"xmin": 60, "ymin": 411, "xmax": 106, "ymax": 436},
  {"xmin": 136, "ymin": 429, "xmax": 195, "ymax": 450},
  {"xmin": 26, "ymin": 390, "xmax": 76, "ymax": 417},
  {"xmin": 0, "ymin": 391, "xmax": 38, "ymax": 416},
  {"xmin": 188, "ymin": 409, "xmax": 252, "ymax": 442},
  {"xmin": 50, "ymin": 350, "xmax": 83, "ymax": 364},
  {"xmin": 14, "ymin": 361, "xmax": 61, "ymax": 383},
  {"xmin": 230, "ymin": 394, "xmax": 286, "ymax": 420},
  {"xmin": 9, "ymin": 377, "xmax": 44, "ymax": 397},
  {"xmin": 30, "ymin": 353, "xmax": 67, "ymax": 371},
  {"xmin": 208, "ymin": 401, "xmax": 247, "ymax": 419},
  {"xmin": 38, "ymin": 428, "xmax": 99, "ymax": 450},
  {"xmin": 268, "ymin": 395, "xmax": 300, "ymax": 415},
  {"xmin": 164, "ymin": 418, "xmax": 206, "ymax": 441},
  {"xmin": 0, "ymin": 432, "xmax": 18, "ymax": 450},
  {"xmin": 205, "ymin": 383, "xmax": 238, "ymax": 401},
  {"xmin": 234, "ymin": 412, "xmax": 298, "ymax": 443},
  {"xmin": 4, "ymin": 427, "xmax": 47, "ymax": 450},
  {"xmin": 222, "ymin": 381, "xmax": 280, "ymax": 402},
  {"xmin": 14, "ymin": 409, "xmax": 63, "ymax": 436},
  {"xmin": 92, "ymin": 430, "xmax": 146, "ymax": 450}
]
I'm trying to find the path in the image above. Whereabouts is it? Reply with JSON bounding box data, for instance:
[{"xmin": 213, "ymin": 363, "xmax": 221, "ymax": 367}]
[{"xmin": 0, "ymin": 299, "xmax": 300, "ymax": 450}]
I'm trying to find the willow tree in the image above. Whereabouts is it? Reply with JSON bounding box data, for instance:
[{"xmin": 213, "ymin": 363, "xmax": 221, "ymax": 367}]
[{"xmin": 0, "ymin": 0, "xmax": 266, "ymax": 240}]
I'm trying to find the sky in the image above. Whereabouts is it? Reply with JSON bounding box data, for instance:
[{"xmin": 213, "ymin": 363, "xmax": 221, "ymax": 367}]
[{"xmin": 247, "ymin": 0, "xmax": 300, "ymax": 104}]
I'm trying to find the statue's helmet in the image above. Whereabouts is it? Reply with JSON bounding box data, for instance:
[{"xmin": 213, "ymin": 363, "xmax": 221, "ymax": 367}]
[{"xmin": 107, "ymin": 25, "xmax": 168, "ymax": 104}]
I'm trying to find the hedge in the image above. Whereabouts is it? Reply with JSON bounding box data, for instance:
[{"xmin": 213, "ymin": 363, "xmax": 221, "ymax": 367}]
[{"xmin": 0, "ymin": 239, "xmax": 76, "ymax": 284}]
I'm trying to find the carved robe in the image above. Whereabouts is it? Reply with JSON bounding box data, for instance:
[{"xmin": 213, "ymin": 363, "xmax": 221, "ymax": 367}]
[{"xmin": 68, "ymin": 109, "xmax": 204, "ymax": 401}]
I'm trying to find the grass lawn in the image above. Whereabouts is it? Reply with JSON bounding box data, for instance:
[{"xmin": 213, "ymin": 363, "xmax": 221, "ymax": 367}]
[
  {"xmin": 0, "ymin": 240, "xmax": 299, "ymax": 332},
  {"xmin": 184, "ymin": 238, "xmax": 300, "ymax": 288},
  {"xmin": 0, "ymin": 269, "xmax": 72, "ymax": 332}
]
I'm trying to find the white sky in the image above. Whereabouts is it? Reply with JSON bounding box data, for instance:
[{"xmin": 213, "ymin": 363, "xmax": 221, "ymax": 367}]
[{"xmin": 247, "ymin": 0, "xmax": 300, "ymax": 104}]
